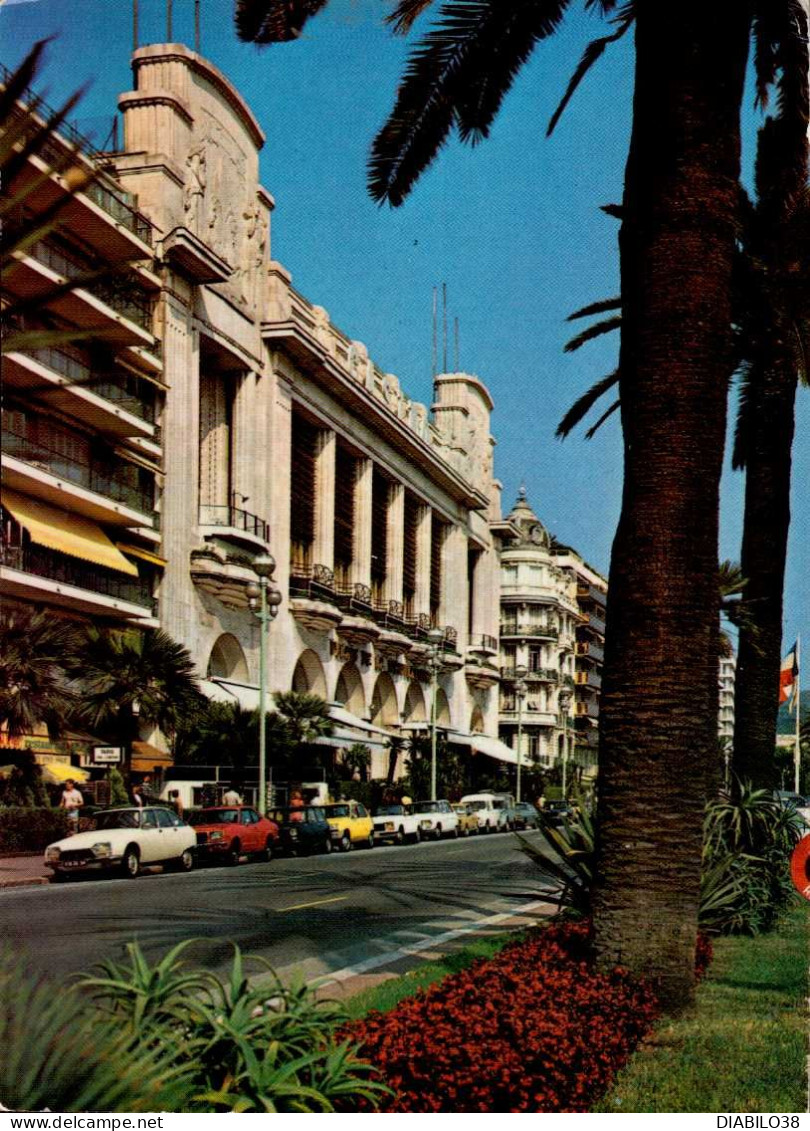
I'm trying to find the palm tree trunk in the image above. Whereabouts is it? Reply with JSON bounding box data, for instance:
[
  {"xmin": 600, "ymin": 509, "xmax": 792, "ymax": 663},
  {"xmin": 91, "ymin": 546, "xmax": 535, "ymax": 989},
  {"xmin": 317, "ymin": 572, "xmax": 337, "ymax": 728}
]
[
  {"xmin": 592, "ymin": 2, "xmax": 750, "ymax": 1009},
  {"xmin": 733, "ymin": 364, "xmax": 799, "ymax": 789}
]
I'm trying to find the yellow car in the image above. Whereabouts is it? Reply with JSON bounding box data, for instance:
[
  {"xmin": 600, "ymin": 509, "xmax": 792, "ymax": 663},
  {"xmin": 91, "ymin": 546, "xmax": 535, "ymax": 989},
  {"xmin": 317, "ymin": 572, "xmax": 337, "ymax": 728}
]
[
  {"xmin": 452, "ymin": 803, "xmax": 480, "ymax": 837},
  {"xmin": 322, "ymin": 801, "xmax": 374, "ymax": 851}
]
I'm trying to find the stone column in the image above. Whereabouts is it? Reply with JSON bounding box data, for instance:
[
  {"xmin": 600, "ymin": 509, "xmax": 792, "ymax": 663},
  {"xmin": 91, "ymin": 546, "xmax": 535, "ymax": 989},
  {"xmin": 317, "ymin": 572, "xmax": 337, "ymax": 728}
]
[
  {"xmin": 230, "ymin": 370, "xmax": 257, "ymax": 525},
  {"xmin": 351, "ymin": 457, "xmax": 373, "ymax": 588},
  {"xmin": 199, "ymin": 372, "xmax": 230, "ymax": 508},
  {"xmin": 384, "ymin": 481, "xmax": 404, "ymax": 606},
  {"xmin": 313, "ymin": 428, "xmax": 336, "ymax": 570},
  {"xmin": 414, "ymin": 503, "xmax": 432, "ymax": 616},
  {"xmin": 443, "ymin": 524, "xmax": 469, "ymax": 647}
]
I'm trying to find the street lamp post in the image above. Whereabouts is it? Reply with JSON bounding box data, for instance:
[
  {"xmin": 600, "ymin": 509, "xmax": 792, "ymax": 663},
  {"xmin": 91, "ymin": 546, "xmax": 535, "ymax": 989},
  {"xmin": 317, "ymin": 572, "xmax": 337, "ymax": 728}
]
[
  {"xmin": 514, "ymin": 664, "xmax": 528, "ymax": 803},
  {"xmin": 559, "ymin": 687, "xmax": 573, "ymax": 800},
  {"xmin": 427, "ymin": 626, "xmax": 445, "ymax": 802},
  {"xmin": 246, "ymin": 554, "xmax": 282, "ymax": 816}
]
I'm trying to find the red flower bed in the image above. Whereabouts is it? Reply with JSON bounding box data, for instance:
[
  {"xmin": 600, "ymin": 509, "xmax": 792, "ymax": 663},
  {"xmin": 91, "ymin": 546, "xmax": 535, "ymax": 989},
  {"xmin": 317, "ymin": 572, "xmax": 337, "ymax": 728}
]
[{"xmin": 340, "ymin": 920, "xmax": 662, "ymax": 1112}]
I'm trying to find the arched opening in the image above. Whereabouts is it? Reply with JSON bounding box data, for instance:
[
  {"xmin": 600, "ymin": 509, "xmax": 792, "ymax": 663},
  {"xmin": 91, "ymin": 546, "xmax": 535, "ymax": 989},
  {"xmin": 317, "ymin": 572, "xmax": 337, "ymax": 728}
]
[
  {"xmin": 207, "ymin": 633, "xmax": 249, "ymax": 682},
  {"xmin": 435, "ymin": 686, "xmax": 451, "ymax": 727},
  {"xmin": 370, "ymin": 673, "xmax": 399, "ymax": 727},
  {"xmin": 291, "ymin": 649, "xmax": 327, "ymax": 699},
  {"xmin": 470, "ymin": 705, "xmax": 485, "ymax": 734},
  {"xmin": 402, "ymin": 681, "xmax": 427, "ymax": 724},
  {"xmin": 334, "ymin": 663, "xmax": 365, "ymax": 716}
]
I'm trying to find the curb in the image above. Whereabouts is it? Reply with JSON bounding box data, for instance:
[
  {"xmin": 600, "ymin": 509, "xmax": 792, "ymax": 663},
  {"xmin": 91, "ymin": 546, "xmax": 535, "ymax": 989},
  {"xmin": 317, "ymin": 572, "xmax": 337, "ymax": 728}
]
[{"xmin": 0, "ymin": 876, "xmax": 50, "ymax": 889}]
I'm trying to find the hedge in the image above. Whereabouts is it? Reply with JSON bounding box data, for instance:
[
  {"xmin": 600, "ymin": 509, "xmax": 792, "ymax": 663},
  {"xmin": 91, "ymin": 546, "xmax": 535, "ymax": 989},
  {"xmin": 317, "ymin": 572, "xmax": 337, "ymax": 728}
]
[{"xmin": 0, "ymin": 807, "xmax": 71, "ymax": 852}]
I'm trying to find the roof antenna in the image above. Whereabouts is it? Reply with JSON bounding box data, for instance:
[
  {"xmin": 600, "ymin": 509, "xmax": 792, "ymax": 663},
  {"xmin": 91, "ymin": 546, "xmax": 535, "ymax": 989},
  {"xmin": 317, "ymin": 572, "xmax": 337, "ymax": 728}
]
[
  {"xmin": 167, "ymin": 0, "xmax": 173, "ymax": 41},
  {"xmin": 432, "ymin": 286, "xmax": 438, "ymax": 378},
  {"xmin": 454, "ymin": 316, "xmax": 459, "ymax": 372},
  {"xmin": 442, "ymin": 282, "xmax": 447, "ymax": 373},
  {"xmin": 195, "ymin": 0, "xmax": 201, "ymax": 52},
  {"xmin": 133, "ymin": 0, "xmax": 139, "ymax": 51}
]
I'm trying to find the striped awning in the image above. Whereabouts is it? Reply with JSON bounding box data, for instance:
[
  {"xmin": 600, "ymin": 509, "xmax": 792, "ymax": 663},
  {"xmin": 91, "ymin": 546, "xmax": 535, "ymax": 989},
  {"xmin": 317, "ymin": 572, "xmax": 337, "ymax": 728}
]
[{"xmin": 2, "ymin": 489, "xmax": 138, "ymax": 577}]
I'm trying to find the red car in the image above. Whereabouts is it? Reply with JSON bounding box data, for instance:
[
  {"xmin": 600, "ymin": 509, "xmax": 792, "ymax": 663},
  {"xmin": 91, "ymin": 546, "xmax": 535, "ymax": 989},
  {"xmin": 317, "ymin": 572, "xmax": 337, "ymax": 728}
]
[{"xmin": 186, "ymin": 806, "xmax": 279, "ymax": 866}]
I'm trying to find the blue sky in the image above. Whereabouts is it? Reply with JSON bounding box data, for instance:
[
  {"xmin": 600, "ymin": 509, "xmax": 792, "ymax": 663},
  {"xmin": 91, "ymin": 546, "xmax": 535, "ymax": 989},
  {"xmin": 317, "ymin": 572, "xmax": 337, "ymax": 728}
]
[{"xmin": 2, "ymin": 0, "xmax": 807, "ymax": 653}]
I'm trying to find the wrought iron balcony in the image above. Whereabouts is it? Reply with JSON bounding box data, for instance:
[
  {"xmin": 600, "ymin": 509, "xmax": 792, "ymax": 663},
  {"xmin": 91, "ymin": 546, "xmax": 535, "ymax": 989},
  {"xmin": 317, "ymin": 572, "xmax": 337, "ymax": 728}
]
[
  {"xmin": 2, "ymin": 418, "xmax": 155, "ymax": 516},
  {"xmin": 335, "ymin": 581, "xmax": 374, "ymax": 615},
  {"xmin": 25, "ymin": 240, "xmax": 153, "ymax": 331},
  {"xmin": 372, "ymin": 598, "xmax": 409, "ymax": 633},
  {"xmin": 500, "ymin": 666, "xmax": 559, "ymax": 683},
  {"xmin": 499, "ymin": 622, "xmax": 559, "ymax": 640},
  {"xmin": 468, "ymin": 633, "xmax": 498, "ymax": 653},
  {"xmin": 199, "ymin": 504, "xmax": 269, "ymax": 543},
  {"xmin": 1, "ymin": 540, "xmax": 157, "ymax": 614},
  {"xmin": 289, "ymin": 563, "xmax": 337, "ymax": 602}
]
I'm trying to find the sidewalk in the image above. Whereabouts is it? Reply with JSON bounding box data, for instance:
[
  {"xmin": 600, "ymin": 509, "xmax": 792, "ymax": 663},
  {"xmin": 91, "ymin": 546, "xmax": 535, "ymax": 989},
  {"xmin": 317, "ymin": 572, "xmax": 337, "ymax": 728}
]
[{"xmin": 0, "ymin": 853, "xmax": 51, "ymax": 888}]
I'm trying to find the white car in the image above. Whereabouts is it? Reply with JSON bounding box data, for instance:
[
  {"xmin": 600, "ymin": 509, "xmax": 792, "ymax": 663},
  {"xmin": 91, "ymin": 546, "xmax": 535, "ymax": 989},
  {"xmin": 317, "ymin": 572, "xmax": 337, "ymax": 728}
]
[
  {"xmin": 372, "ymin": 803, "xmax": 422, "ymax": 845},
  {"xmin": 410, "ymin": 799, "xmax": 459, "ymax": 840},
  {"xmin": 45, "ymin": 806, "xmax": 196, "ymax": 880},
  {"xmin": 460, "ymin": 793, "xmax": 509, "ymax": 834}
]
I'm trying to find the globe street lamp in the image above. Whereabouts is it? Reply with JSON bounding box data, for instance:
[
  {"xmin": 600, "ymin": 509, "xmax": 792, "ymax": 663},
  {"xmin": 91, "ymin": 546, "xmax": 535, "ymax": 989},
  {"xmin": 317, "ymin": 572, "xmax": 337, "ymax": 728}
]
[
  {"xmin": 427, "ymin": 626, "xmax": 445, "ymax": 801},
  {"xmin": 514, "ymin": 663, "xmax": 528, "ymax": 803},
  {"xmin": 559, "ymin": 686, "xmax": 573, "ymax": 801},
  {"xmin": 246, "ymin": 554, "xmax": 282, "ymax": 815}
]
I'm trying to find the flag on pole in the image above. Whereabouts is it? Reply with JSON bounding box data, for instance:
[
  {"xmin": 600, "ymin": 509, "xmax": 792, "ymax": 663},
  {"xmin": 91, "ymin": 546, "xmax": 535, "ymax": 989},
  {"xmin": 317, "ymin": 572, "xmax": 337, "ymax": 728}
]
[{"xmin": 779, "ymin": 641, "xmax": 799, "ymax": 708}]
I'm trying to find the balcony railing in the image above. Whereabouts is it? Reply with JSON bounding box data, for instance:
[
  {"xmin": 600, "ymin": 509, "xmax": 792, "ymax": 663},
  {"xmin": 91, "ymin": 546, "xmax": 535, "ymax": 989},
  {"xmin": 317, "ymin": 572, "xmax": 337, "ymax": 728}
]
[
  {"xmin": 2, "ymin": 420, "xmax": 155, "ymax": 516},
  {"xmin": 576, "ymin": 639, "xmax": 604, "ymax": 662},
  {"xmin": 26, "ymin": 240, "xmax": 153, "ymax": 331},
  {"xmin": 500, "ymin": 666, "xmax": 559, "ymax": 683},
  {"xmin": 468, "ymin": 633, "xmax": 498, "ymax": 653},
  {"xmin": 335, "ymin": 581, "xmax": 375, "ymax": 617},
  {"xmin": 1, "ymin": 540, "xmax": 157, "ymax": 614},
  {"xmin": 575, "ymin": 671, "xmax": 602, "ymax": 690},
  {"xmin": 289, "ymin": 563, "xmax": 337, "ymax": 603},
  {"xmin": 499, "ymin": 622, "xmax": 559, "ymax": 640},
  {"xmin": 25, "ymin": 346, "xmax": 158, "ymax": 426},
  {"xmin": 577, "ymin": 583, "xmax": 607, "ymax": 609},
  {"xmin": 199, "ymin": 504, "xmax": 269, "ymax": 544}
]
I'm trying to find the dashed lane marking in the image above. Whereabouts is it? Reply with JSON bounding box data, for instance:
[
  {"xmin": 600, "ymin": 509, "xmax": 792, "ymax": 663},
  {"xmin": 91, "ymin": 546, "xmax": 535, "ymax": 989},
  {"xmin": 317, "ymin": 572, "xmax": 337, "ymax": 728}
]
[{"xmin": 277, "ymin": 894, "xmax": 349, "ymax": 913}]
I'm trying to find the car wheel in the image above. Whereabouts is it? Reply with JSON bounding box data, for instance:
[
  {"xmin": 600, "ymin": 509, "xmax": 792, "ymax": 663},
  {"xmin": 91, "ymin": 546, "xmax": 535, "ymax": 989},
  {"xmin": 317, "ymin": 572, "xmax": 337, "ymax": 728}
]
[
  {"xmin": 323, "ymin": 836, "xmax": 333, "ymax": 854},
  {"xmin": 340, "ymin": 831, "xmax": 352, "ymax": 852},
  {"xmin": 453, "ymin": 824, "xmax": 460, "ymax": 838},
  {"xmin": 121, "ymin": 846, "xmax": 140, "ymax": 879},
  {"xmin": 464, "ymin": 824, "xmax": 471, "ymax": 837},
  {"xmin": 173, "ymin": 848, "xmax": 194, "ymax": 873},
  {"xmin": 366, "ymin": 832, "xmax": 375, "ymax": 849},
  {"xmin": 485, "ymin": 821, "xmax": 492, "ymax": 835},
  {"xmin": 435, "ymin": 823, "xmax": 442, "ymax": 841},
  {"xmin": 262, "ymin": 837, "xmax": 274, "ymax": 863},
  {"xmin": 227, "ymin": 839, "xmax": 241, "ymax": 867},
  {"xmin": 414, "ymin": 828, "xmax": 421, "ymax": 843},
  {"xmin": 396, "ymin": 827, "xmax": 405, "ymax": 845}
]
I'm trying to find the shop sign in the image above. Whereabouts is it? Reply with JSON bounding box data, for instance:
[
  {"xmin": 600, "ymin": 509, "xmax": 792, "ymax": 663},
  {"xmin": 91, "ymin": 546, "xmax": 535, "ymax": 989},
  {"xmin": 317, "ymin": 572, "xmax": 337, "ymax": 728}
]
[{"xmin": 93, "ymin": 746, "xmax": 123, "ymax": 764}]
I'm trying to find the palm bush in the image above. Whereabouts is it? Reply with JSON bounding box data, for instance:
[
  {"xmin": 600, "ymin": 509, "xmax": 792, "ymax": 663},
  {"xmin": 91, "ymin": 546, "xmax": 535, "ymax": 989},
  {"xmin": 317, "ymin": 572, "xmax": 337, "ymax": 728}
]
[
  {"xmin": 516, "ymin": 803, "xmax": 595, "ymax": 917},
  {"xmin": 77, "ymin": 940, "xmax": 387, "ymax": 1113}
]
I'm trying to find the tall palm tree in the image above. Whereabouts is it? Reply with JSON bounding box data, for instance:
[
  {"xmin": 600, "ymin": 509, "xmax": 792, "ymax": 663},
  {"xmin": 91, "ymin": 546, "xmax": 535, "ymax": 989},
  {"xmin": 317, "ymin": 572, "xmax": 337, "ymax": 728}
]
[
  {"xmin": 273, "ymin": 690, "xmax": 334, "ymax": 747},
  {"xmin": 0, "ymin": 607, "xmax": 83, "ymax": 738},
  {"xmin": 80, "ymin": 628, "xmax": 205, "ymax": 755},
  {"xmin": 236, "ymin": 0, "xmax": 803, "ymax": 1006}
]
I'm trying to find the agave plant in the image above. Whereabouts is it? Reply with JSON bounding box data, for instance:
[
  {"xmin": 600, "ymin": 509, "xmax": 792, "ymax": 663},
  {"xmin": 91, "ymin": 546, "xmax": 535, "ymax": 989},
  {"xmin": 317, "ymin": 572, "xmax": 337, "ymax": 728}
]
[{"xmin": 516, "ymin": 804, "xmax": 595, "ymax": 917}]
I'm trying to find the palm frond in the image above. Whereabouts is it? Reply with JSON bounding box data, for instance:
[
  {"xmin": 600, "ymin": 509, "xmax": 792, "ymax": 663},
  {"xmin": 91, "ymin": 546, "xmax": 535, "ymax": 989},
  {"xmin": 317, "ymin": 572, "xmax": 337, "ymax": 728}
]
[
  {"xmin": 563, "ymin": 314, "xmax": 621, "ymax": 352},
  {"xmin": 566, "ymin": 295, "xmax": 621, "ymax": 322},
  {"xmin": 369, "ymin": 0, "xmax": 573, "ymax": 206},
  {"xmin": 732, "ymin": 360, "xmax": 758, "ymax": 471},
  {"xmin": 234, "ymin": 0, "xmax": 331, "ymax": 43},
  {"xmin": 546, "ymin": 4, "xmax": 633, "ymax": 137},
  {"xmin": 556, "ymin": 369, "xmax": 618, "ymax": 438},
  {"xmin": 386, "ymin": 0, "xmax": 436, "ymax": 35},
  {"xmin": 584, "ymin": 397, "xmax": 620, "ymax": 438},
  {"xmin": 600, "ymin": 202, "xmax": 622, "ymax": 219}
]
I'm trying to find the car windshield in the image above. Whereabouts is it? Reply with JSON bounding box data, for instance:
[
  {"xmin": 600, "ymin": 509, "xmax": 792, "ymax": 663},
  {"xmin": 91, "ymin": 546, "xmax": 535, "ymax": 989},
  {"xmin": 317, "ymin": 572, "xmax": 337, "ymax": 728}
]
[
  {"xmin": 465, "ymin": 801, "xmax": 487, "ymax": 812},
  {"xmin": 375, "ymin": 805, "xmax": 405, "ymax": 816},
  {"xmin": 414, "ymin": 801, "xmax": 441, "ymax": 813},
  {"xmin": 186, "ymin": 809, "xmax": 240, "ymax": 825},
  {"xmin": 325, "ymin": 805, "xmax": 350, "ymax": 818},
  {"xmin": 95, "ymin": 810, "xmax": 141, "ymax": 830}
]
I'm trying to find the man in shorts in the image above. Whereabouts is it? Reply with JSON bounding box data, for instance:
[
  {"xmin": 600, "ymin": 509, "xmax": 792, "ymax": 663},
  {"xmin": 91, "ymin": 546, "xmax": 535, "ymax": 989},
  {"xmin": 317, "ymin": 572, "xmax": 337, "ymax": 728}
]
[{"xmin": 59, "ymin": 779, "xmax": 84, "ymax": 831}]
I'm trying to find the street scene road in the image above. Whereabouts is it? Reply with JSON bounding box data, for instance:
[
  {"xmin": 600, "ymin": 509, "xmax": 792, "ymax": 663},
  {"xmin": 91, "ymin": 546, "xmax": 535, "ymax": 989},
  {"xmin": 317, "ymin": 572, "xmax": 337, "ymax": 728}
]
[{"xmin": 4, "ymin": 831, "xmax": 558, "ymax": 985}]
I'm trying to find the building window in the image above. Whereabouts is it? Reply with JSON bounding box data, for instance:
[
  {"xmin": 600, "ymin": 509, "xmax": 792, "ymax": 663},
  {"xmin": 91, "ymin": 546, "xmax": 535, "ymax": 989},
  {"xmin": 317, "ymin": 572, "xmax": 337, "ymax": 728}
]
[
  {"xmin": 403, "ymin": 491, "xmax": 419, "ymax": 617},
  {"xmin": 371, "ymin": 467, "xmax": 389, "ymax": 604},
  {"xmin": 334, "ymin": 444, "xmax": 355, "ymax": 588},
  {"xmin": 430, "ymin": 515, "xmax": 445, "ymax": 622},
  {"xmin": 290, "ymin": 413, "xmax": 317, "ymax": 573}
]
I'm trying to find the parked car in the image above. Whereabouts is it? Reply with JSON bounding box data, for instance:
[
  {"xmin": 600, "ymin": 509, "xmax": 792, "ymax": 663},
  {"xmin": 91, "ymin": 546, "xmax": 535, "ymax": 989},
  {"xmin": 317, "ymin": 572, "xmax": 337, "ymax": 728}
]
[
  {"xmin": 185, "ymin": 806, "xmax": 279, "ymax": 866},
  {"xmin": 269, "ymin": 805, "xmax": 334, "ymax": 855},
  {"xmin": 372, "ymin": 803, "xmax": 421, "ymax": 845},
  {"xmin": 452, "ymin": 802, "xmax": 480, "ymax": 836},
  {"xmin": 509, "ymin": 801, "xmax": 541, "ymax": 830},
  {"xmin": 459, "ymin": 793, "xmax": 505, "ymax": 834},
  {"xmin": 542, "ymin": 799, "xmax": 577, "ymax": 826},
  {"xmin": 410, "ymin": 799, "xmax": 459, "ymax": 840},
  {"xmin": 44, "ymin": 806, "xmax": 196, "ymax": 880},
  {"xmin": 322, "ymin": 801, "xmax": 374, "ymax": 850}
]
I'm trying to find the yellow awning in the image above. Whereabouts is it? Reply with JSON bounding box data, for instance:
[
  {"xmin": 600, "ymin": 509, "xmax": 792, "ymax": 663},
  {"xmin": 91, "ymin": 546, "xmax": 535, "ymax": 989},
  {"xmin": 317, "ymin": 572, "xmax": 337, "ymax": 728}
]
[
  {"xmin": 1, "ymin": 489, "xmax": 138, "ymax": 577},
  {"xmin": 115, "ymin": 542, "xmax": 167, "ymax": 568},
  {"xmin": 37, "ymin": 760, "xmax": 91, "ymax": 784}
]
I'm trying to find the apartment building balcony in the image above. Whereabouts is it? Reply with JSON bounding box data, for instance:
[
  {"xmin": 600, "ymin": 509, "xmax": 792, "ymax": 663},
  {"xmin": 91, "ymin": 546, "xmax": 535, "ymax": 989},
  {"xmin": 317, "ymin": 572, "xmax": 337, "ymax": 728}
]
[
  {"xmin": 8, "ymin": 238, "xmax": 156, "ymax": 348},
  {"xmin": 577, "ymin": 582, "xmax": 607, "ymax": 608},
  {"xmin": 582, "ymin": 612, "xmax": 606, "ymax": 636},
  {"xmin": 372, "ymin": 600, "xmax": 415, "ymax": 656},
  {"xmin": 3, "ymin": 346, "xmax": 159, "ymax": 442},
  {"xmin": 199, "ymin": 502, "xmax": 270, "ymax": 553},
  {"xmin": 576, "ymin": 639, "xmax": 604, "ymax": 663},
  {"xmin": 575, "ymin": 670, "xmax": 602, "ymax": 691},
  {"xmin": 0, "ymin": 540, "xmax": 157, "ymax": 624},
  {"xmin": 2, "ymin": 420, "xmax": 156, "ymax": 529},
  {"xmin": 575, "ymin": 700, "xmax": 600, "ymax": 720},
  {"xmin": 289, "ymin": 563, "xmax": 342, "ymax": 632},
  {"xmin": 189, "ymin": 545, "xmax": 260, "ymax": 611},
  {"xmin": 500, "ymin": 666, "xmax": 559, "ymax": 683},
  {"xmin": 499, "ymin": 622, "xmax": 559, "ymax": 641},
  {"xmin": 499, "ymin": 705, "xmax": 558, "ymax": 728},
  {"xmin": 467, "ymin": 633, "xmax": 498, "ymax": 657}
]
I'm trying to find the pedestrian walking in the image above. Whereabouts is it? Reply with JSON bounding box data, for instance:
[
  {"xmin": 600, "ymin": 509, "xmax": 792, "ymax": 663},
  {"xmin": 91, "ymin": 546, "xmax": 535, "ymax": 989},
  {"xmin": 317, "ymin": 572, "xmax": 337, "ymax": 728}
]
[
  {"xmin": 168, "ymin": 789, "xmax": 183, "ymax": 820},
  {"xmin": 59, "ymin": 779, "xmax": 83, "ymax": 831},
  {"xmin": 222, "ymin": 785, "xmax": 242, "ymax": 805},
  {"xmin": 132, "ymin": 783, "xmax": 145, "ymax": 809}
]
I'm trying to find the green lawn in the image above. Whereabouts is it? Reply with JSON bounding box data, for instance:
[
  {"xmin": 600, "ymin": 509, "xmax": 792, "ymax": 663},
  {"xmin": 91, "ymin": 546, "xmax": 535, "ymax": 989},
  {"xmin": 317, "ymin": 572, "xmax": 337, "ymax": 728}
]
[{"xmin": 595, "ymin": 900, "xmax": 810, "ymax": 1113}]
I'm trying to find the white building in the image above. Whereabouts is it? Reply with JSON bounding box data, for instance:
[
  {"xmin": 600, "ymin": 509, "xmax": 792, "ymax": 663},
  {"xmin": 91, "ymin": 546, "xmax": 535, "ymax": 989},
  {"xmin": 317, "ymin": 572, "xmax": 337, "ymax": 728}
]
[{"xmin": 718, "ymin": 654, "xmax": 736, "ymax": 750}]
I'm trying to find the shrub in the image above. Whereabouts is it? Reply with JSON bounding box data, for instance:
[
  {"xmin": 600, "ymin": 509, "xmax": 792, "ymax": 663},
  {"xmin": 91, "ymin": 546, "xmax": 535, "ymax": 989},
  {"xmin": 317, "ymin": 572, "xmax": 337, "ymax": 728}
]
[
  {"xmin": 339, "ymin": 920, "xmax": 660, "ymax": 1112},
  {"xmin": 0, "ymin": 806, "xmax": 70, "ymax": 852}
]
